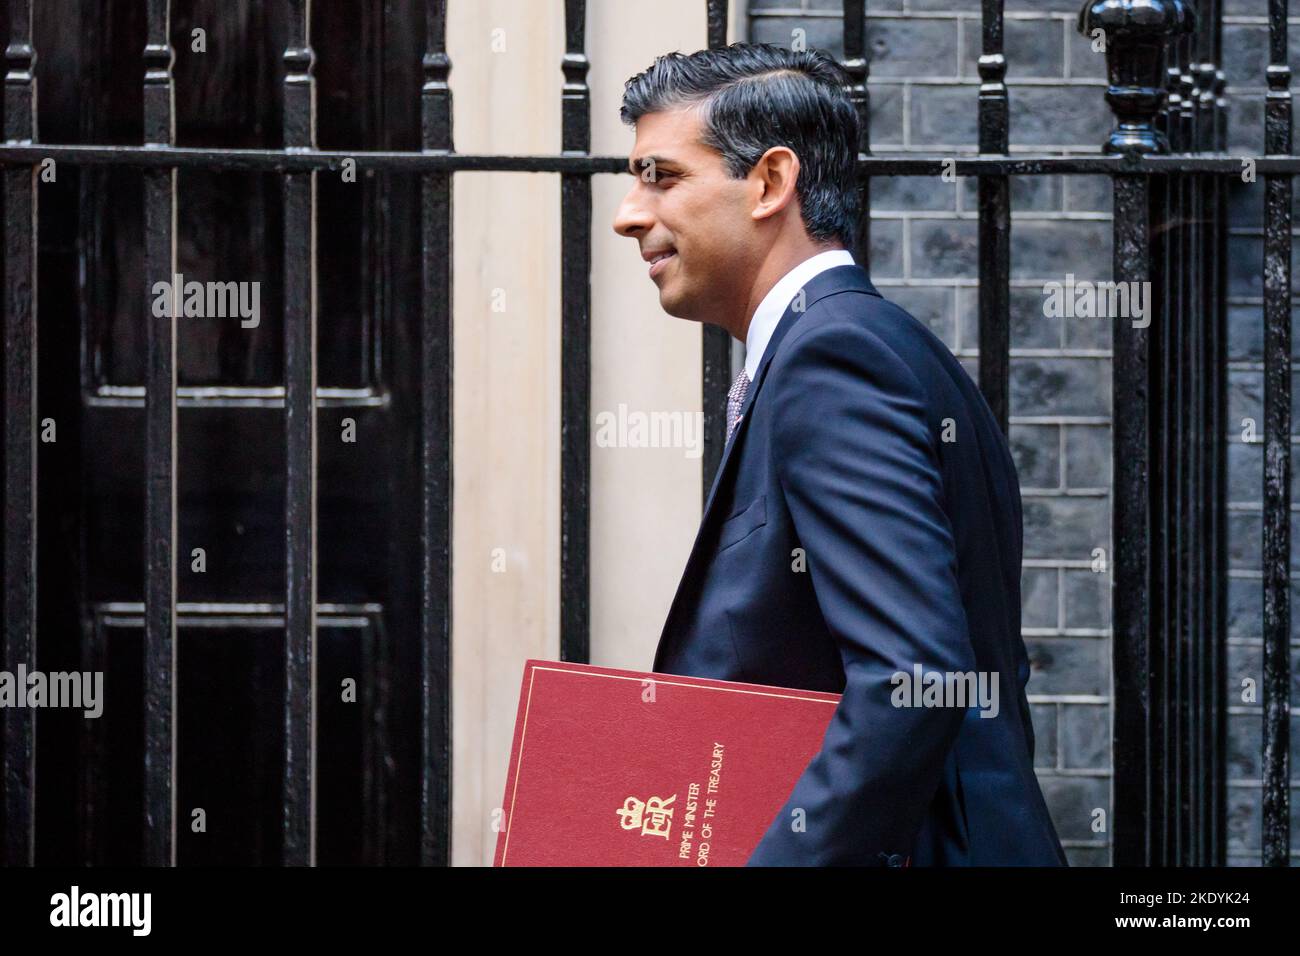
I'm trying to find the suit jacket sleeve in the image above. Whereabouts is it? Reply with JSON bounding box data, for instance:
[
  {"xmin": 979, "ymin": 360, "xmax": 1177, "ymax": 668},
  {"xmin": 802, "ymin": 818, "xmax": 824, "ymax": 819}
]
[{"xmin": 744, "ymin": 318, "xmax": 977, "ymax": 866}]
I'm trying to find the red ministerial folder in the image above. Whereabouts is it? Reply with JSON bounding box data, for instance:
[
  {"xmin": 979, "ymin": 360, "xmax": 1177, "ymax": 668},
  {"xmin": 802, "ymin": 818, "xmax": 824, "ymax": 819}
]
[{"xmin": 493, "ymin": 659, "xmax": 840, "ymax": 867}]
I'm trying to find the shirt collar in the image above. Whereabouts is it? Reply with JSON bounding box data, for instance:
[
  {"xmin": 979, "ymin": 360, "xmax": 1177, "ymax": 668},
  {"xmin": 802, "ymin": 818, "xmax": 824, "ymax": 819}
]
[{"xmin": 743, "ymin": 249, "xmax": 856, "ymax": 381}]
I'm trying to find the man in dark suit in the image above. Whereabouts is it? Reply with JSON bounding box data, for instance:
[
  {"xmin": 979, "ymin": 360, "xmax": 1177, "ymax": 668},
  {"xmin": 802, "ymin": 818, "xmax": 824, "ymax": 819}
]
[{"xmin": 613, "ymin": 43, "xmax": 1067, "ymax": 866}]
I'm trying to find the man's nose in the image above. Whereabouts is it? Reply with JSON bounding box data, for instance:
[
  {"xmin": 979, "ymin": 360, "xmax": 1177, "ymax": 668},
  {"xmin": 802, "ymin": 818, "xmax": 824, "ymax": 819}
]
[{"xmin": 612, "ymin": 185, "xmax": 652, "ymax": 238}]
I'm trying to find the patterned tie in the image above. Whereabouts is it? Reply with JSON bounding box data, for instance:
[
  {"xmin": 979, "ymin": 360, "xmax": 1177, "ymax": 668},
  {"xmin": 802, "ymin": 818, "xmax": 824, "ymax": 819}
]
[{"xmin": 726, "ymin": 368, "xmax": 751, "ymax": 444}]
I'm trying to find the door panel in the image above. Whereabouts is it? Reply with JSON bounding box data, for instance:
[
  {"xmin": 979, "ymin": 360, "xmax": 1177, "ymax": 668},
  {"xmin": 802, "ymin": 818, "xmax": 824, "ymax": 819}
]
[{"xmin": 30, "ymin": 0, "xmax": 427, "ymax": 864}]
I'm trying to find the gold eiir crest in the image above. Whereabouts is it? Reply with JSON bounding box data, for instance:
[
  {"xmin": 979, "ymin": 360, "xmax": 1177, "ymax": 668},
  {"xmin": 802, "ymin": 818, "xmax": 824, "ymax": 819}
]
[{"xmin": 616, "ymin": 794, "xmax": 676, "ymax": 838}]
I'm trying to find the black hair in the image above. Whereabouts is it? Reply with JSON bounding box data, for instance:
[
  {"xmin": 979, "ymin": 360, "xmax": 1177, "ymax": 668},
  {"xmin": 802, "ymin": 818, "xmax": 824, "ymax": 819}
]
[{"xmin": 620, "ymin": 42, "xmax": 861, "ymax": 248}]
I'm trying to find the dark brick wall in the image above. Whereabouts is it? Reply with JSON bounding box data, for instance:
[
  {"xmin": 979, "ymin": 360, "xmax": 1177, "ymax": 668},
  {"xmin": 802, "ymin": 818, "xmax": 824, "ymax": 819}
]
[{"xmin": 745, "ymin": 0, "xmax": 1300, "ymax": 866}]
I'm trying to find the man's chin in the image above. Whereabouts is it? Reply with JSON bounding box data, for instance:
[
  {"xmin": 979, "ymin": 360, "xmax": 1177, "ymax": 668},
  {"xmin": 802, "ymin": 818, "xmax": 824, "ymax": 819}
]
[{"xmin": 658, "ymin": 292, "xmax": 704, "ymax": 322}]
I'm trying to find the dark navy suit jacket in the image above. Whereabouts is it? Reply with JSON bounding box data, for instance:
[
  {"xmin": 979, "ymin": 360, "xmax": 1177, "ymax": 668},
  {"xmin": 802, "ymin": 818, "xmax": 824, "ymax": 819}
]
[{"xmin": 652, "ymin": 263, "xmax": 1067, "ymax": 866}]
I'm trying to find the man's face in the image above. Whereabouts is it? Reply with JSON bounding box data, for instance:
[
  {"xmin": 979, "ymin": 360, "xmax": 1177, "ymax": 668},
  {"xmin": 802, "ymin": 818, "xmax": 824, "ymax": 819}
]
[{"xmin": 613, "ymin": 106, "xmax": 758, "ymax": 323}]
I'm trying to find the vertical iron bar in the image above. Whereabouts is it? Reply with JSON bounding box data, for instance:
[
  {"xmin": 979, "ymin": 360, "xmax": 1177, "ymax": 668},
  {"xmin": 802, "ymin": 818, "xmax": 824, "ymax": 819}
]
[
  {"xmin": 419, "ymin": 0, "xmax": 452, "ymax": 867},
  {"xmin": 701, "ymin": 0, "xmax": 730, "ymax": 501},
  {"xmin": 1211, "ymin": 0, "xmax": 1228, "ymax": 867},
  {"xmin": 1192, "ymin": 0, "xmax": 1217, "ymax": 864},
  {"xmin": 2, "ymin": 0, "xmax": 36, "ymax": 867},
  {"xmin": 842, "ymin": 0, "xmax": 872, "ymax": 269},
  {"xmin": 1082, "ymin": 0, "xmax": 1194, "ymax": 865},
  {"xmin": 78, "ymin": 625, "xmax": 106, "ymax": 864},
  {"xmin": 1153, "ymin": 35, "xmax": 1180, "ymax": 868},
  {"xmin": 142, "ymin": 0, "xmax": 177, "ymax": 868},
  {"xmin": 1190, "ymin": 13, "xmax": 1207, "ymax": 865},
  {"xmin": 1114, "ymin": 169, "xmax": 1155, "ymax": 867},
  {"xmin": 1261, "ymin": 0, "xmax": 1291, "ymax": 868},
  {"xmin": 1171, "ymin": 32, "xmax": 1191, "ymax": 866},
  {"xmin": 1153, "ymin": 157, "xmax": 1170, "ymax": 867},
  {"xmin": 282, "ymin": 0, "xmax": 318, "ymax": 866},
  {"xmin": 560, "ymin": 0, "xmax": 590, "ymax": 663},
  {"xmin": 74, "ymin": 0, "xmax": 109, "ymax": 866},
  {"xmin": 1177, "ymin": 30, "xmax": 1199, "ymax": 865},
  {"xmin": 978, "ymin": 0, "xmax": 1010, "ymax": 435}
]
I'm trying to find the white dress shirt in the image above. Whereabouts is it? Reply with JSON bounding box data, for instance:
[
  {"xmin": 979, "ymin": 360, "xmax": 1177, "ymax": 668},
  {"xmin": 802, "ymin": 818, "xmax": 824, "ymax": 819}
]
[{"xmin": 743, "ymin": 248, "xmax": 857, "ymax": 381}]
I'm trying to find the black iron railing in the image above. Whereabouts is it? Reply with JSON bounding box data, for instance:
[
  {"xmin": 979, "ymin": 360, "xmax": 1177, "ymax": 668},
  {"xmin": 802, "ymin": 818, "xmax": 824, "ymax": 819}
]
[{"xmin": 0, "ymin": 0, "xmax": 1289, "ymax": 867}]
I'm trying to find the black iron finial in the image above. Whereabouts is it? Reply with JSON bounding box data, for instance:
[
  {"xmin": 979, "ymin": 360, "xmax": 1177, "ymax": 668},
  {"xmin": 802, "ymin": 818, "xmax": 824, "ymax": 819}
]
[{"xmin": 1078, "ymin": 0, "xmax": 1196, "ymax": 154}]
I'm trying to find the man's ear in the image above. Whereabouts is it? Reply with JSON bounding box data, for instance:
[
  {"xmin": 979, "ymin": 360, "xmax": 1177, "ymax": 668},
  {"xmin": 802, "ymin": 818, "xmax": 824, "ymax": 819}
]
[{"xmin": 750, "ymin": 146, "xmax": 800, "ymax": 224}]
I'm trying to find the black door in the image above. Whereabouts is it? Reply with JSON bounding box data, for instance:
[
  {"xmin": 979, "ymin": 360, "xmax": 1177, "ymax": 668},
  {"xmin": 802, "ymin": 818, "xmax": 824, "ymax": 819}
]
[{"xmin": 25, "ymin": 0, "xmax": 427, "ymax": 865}]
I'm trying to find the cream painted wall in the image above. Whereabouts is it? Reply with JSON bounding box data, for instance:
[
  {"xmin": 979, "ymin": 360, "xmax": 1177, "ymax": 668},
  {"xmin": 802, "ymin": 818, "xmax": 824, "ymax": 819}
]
[{"xmin": 449, "ymin": 0, "xmax": 744, "ymax": 866}]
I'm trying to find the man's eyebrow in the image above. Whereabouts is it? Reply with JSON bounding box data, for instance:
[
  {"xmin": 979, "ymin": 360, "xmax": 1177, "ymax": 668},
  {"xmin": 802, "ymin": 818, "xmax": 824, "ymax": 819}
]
[{"xmin": 627, "ymin": 154, "xmax": 678, "ymax": 175}]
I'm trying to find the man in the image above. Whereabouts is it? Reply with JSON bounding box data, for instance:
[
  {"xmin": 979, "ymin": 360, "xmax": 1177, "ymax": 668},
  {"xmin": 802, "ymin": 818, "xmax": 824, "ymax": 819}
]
[{"xmin": 613, "ymin": 43, "xmax": 1067, "ymax": 867}]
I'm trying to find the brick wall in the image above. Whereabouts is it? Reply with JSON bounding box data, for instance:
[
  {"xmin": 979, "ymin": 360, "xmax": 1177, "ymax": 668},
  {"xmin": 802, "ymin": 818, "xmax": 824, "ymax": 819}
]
[{"xmin": 746, "ymin": 0, "xmax": 1299, "ymax": 866}]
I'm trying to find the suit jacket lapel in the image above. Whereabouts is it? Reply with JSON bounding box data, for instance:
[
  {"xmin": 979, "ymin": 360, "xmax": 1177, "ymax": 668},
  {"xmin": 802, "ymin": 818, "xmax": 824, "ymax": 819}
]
[
  {"xmin": 700, "ymin": 264, "xmax": 881, "ymax": 525},
  {"xmin": 656, "ymin": 264, "xmax": 881, "ymax": 663}
]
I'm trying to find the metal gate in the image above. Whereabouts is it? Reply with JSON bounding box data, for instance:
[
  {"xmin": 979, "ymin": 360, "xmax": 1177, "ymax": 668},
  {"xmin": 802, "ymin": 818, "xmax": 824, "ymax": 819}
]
[{"xmin": 0, "ymin": 0, "xmax": 1290, "ymax": 866}]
